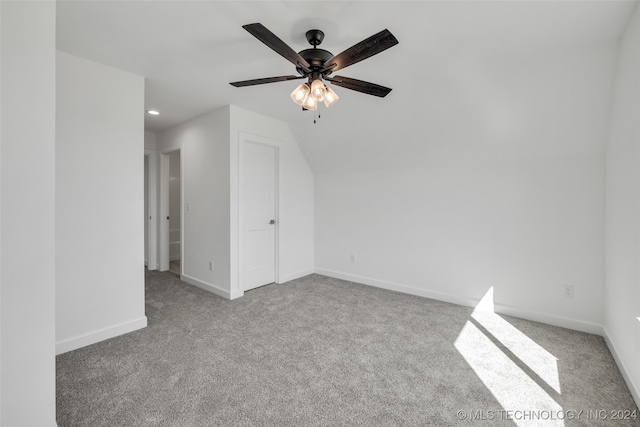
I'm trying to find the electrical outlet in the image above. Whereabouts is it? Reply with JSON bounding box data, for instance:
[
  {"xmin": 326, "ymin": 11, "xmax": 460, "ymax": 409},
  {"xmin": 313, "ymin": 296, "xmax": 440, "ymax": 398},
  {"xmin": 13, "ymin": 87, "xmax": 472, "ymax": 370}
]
[
  {"xmin": 209, "ymin": 261, "xmax": 214, "ymax": 271},
  {"xmin": 187, "ymin": 202, "xmax": 191, "ymax": 211},
  {"xmin": 564, "ymin": 285, "xmax": 574, "ymax": 298},
  {"xmin": 350, "ymin": 254, "xmax": 356, "ymax": 263}
]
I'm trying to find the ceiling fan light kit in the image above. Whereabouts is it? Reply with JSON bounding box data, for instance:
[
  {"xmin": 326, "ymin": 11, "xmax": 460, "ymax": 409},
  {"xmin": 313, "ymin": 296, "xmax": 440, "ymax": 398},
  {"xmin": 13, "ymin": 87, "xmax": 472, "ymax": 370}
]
[
  {"xmin": 310, "ymin": 79, "xmax": 327, "ymax": 102},
  {"xmin": 290, "ymin": 83, "xmax": 310, "ymax": 105},
  {"xmin": 323, "ymin": 86, "xmax": 340, "ymax": 108},
  {"xmin": 302, "ymin": 92, "xmax": 318, "ymax": 111},
  {"xmin": 230, "ymin": 23, "xmax": 398, "ymax": 116}
]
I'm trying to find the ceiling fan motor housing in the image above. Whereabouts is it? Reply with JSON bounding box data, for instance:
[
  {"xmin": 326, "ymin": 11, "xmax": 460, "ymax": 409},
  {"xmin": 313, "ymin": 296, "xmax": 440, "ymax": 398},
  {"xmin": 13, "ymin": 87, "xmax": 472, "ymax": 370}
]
[{"xmin": 296, "ymin": 48, "xmax": 333, "ymax": 75}]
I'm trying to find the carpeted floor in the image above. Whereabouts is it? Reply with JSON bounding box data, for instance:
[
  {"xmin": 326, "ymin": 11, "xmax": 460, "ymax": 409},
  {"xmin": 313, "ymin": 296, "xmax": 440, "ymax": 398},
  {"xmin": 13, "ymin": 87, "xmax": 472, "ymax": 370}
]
[{"xmin": 56, "ymin": 270, "xmax": 640, "ymax": 426}]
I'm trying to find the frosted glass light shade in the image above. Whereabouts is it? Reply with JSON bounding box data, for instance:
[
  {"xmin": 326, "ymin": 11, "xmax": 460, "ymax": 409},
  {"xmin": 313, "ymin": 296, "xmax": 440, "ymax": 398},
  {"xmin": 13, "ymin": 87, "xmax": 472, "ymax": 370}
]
[
  {"xmin": 323, "ymin": 86, "xmax": 339, "ymax": 107},
  {"xmin": 302, "ymin": 94, "xmax": 318, "ymax": 110},
  {"xmin": 290, "ymin": 83, "xmax": 310, "ymax": 105},
  {"xmin": 310, "ymin": 79, "xmax": 326, "ymax": 102}
]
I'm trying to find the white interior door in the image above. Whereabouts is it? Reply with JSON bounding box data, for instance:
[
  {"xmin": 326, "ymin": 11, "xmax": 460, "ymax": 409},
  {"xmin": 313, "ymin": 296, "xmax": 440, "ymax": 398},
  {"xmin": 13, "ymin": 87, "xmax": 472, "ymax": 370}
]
[{"xmin": 242, "ymin": 141, "xmax": 276, "ymax": 291}]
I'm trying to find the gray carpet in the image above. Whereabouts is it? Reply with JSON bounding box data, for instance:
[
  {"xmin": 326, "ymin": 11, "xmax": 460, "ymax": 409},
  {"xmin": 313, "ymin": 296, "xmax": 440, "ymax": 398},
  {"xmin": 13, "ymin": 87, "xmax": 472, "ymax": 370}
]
[{"xmin": 57, "ymin": 270, "xmax": 640, "ymax": 426}]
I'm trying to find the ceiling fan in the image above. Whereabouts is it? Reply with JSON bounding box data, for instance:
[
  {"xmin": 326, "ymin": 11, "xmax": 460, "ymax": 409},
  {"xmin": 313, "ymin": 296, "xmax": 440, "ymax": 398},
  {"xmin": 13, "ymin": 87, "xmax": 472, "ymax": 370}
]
[{"xmin": 229, "ymin": 23, "xmax": 399, "ymax": 111}]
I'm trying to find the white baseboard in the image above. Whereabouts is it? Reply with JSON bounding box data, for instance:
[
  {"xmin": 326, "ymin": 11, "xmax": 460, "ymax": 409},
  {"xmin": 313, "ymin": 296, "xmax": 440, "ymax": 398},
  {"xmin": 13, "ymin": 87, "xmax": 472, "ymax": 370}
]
[
  {"xmin": 603, "ymin": 327, "xmax": 640, "ymax": 408},
  {"xmin": 229, "ymin": 290, "xmax": 244, "ymax": 300},
  {"xmin": 494, "ymin": 303, "xmax": 604, "ymax": 335},
  {"xmin": 314, "ymin": 268, "xmax": 604, "ymax": 335},
  {"xmin": 56, "ymin": 316, "xmax": 148, "ymax": 355},
  {"xmin": 182, "ymin": 274, "xmax": 230, "ymax": 300},
  {"xmin": 315, "ymin": 267, "xmax": 479, "ymax": 307},
  {"xmin": 279, "ymin": 268, "xmax": 314, "ymax": 284}
]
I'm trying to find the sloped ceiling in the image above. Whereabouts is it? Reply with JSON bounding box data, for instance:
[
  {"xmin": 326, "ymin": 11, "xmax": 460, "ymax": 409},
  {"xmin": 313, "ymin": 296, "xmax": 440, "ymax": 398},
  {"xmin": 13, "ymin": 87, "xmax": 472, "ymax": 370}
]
[{"xmin": 57, "ymin": 1, "xmax": 637, "ymax": 174}]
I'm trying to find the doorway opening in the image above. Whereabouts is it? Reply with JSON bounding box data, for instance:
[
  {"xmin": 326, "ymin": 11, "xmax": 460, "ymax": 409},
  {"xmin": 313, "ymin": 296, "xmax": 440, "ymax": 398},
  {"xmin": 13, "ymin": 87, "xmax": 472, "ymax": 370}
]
[
  {"xmin": 144, "ymin": 150, "xmax": 157, "ymax": 270},
  {"xmin": 168, "ymin": 151, "xmax": 181, "ymax": 275},
  {"xmin": 145, "ymin": 155, "xmax": 149, "ymax": 266},
  {"xmin": 159, "ymin": 149, "xmax": 182, "ymax": 274}
]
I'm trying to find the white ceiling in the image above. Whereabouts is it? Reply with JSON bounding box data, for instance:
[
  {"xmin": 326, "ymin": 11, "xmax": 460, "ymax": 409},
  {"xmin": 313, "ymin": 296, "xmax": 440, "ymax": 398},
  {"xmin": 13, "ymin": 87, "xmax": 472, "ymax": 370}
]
[{"xmin": 57, "ymin": 1, "xmax": 637, "ymax": 173}]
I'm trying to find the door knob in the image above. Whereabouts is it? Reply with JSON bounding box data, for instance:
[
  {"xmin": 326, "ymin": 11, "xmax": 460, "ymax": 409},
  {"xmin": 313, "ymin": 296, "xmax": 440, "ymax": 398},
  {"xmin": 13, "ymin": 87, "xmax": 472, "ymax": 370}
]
[{"xmin": 269, "ymin": 219, "xmax": 276, "ymax": 225}]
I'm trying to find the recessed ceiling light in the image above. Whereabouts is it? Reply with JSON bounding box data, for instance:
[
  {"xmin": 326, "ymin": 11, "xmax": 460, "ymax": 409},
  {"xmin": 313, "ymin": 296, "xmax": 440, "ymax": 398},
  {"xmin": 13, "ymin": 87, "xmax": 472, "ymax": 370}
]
[{"xmin": 146, "ymin": 110, "xmax": 160, "ymax": 115}]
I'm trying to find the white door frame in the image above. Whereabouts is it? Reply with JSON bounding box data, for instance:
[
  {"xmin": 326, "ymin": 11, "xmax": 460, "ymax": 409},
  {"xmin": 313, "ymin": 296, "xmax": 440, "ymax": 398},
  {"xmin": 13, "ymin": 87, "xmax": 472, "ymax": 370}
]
[
  {"xmin": 144, "ymin": 149, "xmax": 158, "ymax": 270},
  {"xmin": 159, "ymin": 147, "xmax": 182, "ymax": 272},
  {"xmin": 238, "ymin": 132, "xmax": 280, "ymax": 293}
]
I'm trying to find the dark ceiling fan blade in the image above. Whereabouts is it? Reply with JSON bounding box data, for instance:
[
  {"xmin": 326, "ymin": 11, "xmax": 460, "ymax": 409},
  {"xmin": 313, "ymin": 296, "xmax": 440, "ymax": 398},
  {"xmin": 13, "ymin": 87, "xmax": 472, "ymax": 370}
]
[
  {"xmin": 230, "ymin": 75, "xmax": 304, "ymax": 87},
  {"xmin": 243, "ymin": 23, "xmax": 311, "ymax": 72},
  {"xmin": 321, "ymin": 29, "xmax": 398, "ymax": 73},
  {"xmin": 327, "ymin": 75, "xmax": 392, "ymax": 97}
]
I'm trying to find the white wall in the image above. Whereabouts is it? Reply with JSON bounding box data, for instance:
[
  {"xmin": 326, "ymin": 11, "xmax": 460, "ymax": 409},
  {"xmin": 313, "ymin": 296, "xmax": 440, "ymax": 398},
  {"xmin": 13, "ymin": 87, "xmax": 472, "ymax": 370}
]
[
  {"xmin": 158, "ymin": 106, "xmax": 231, "ymax": 297},
  {"xmin": 315, "ymin": 41, "xmax": 618, "ymax": 334},
  {"xmin": 604, "ymin": 2, "xmax": 640, "ymax": 405},
  {"xmin": 0, "ymin": 2, "xmax": 57, "ymax": 425},
  {"xmin": 144, "ymin": 130, "xmax": 157, "ymax": 151},
  {"xmin": 56, "ymin": 51, "xmax": 147, "ymax": 354},
  {"xmin": 229, "ymin": 105, "xmax": 314, "ymax": 296}
]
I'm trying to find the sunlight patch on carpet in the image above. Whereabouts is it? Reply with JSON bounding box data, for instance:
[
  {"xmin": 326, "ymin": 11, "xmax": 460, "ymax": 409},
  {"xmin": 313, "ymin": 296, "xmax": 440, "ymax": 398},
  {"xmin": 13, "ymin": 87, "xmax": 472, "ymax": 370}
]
[{"xmin": 454, "ymin": 287, "xmax": 563, "ymax": 426}]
